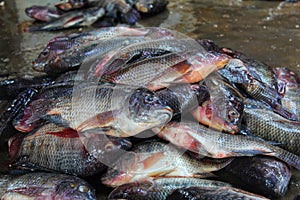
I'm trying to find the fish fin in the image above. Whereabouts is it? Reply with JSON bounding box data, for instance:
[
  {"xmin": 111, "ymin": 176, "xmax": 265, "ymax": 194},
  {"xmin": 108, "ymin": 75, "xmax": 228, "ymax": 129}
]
[
  {"xmin": 142, "ymin": 152, "xmax": 165, "ymax": 169},
  {"xmin": 63, "ymin": 15, "xmax": 84, "ymax": 28},
  {"xmin": 273, "ymin": 119, "xmax": 300, "ymax": 125},
  {"xmin": 77, "ymin": 111, "xmax": 115, "ymax": 132},
  {"xmin": 273, "ymin": 103, "xmax": 298, "ymax": 121},
  {"xmin": 9, "ymin": 157, "xmax": 56, "ymax": 174},
  {"xmin": 231, "ymin": 148, "xmax": 273, "ymax": 157},
  {"xmin": 41, "ymin": 114, "xmax": 71, "ymax": 128}
]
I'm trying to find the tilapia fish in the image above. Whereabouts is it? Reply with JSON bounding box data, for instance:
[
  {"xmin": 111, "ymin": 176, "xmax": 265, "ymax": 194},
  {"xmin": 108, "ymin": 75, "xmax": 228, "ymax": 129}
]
[
  {"xmin": 9, "ymin": 123, "xmax": 132, "ymax": 176},
  {"xmin": 167, "ymin": 186, "xmax": 269, "ymax": 200},
  {"xmin": 14, "ymin": 83, "xmax": 173, "ymax": 137},
  {"xmin": 0, "ymin": 172, "xmax": 96, "ymax": 200},
  {"xmin": 242, "ymin": 99, "xmax": 300, "ymax": 155},
  {"xmin": 192, "ymin": 73, "xmax": 244, "ymax": 134},
  {"xmin": 27, "ymin": 7, "xmax": 105, "ymax": 31},
  {"xmin": 32, "ymin": 27, "xmax": 172, "ymax": 75},
  {"xmin": 219, "ymin": 59, "xmax": 297, "ymax": 121},
  {"xmin": 101, "ymin": 140, "xmax": 232, "ymax": 187},
  {"xmin": 215, "ymin": 156, "xmax": 291, "ymax": 198},
  {"xmin": 108, "ymin": 178, "xmax": 231, "ymax": 200},
  {"xmin": 275, "ymin": 67, "xmax": 300, "ymax": 119},
  {"xmin": 25, "ymin": 5, "xmax": 62, "ymax": 22},
  {"xmin": 153, "ymin": 121, "xmax": 300, "ymax": 170}
]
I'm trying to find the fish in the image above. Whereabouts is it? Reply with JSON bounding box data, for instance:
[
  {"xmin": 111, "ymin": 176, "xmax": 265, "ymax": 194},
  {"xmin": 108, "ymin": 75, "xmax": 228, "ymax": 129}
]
[
  {"xmin": 0, "ymin": 172, "xmax": 96, "ymax": 199},
  {"xmin": 275, "ymin": 67, "xmax": 300, "ymax": 119},
  {"xmin": 101, "ymin": 0, "xmax": 141, "ymax": 25},
  {"xmin": 0, "ymin": 88, "xmax": 37, "ymax": 138},
  {"xmin": 166, "ymin": 186, "xmax": 269, "ymax": 200},
  {"xmin": 192, "ymin": 73, "xmax": 244, "ymax": 134},
  {"xmin": 27, "ymin": 7, "xmax": 105, "ymax": 31},
  {"xmin": 32, "ymin": 27, "xmax": 172, "ymax": 75},
  {"xmin": 242, "ymin": 99, "xmax": 300, "ymax": 155},
  {"xmin": 8, "ymin": 123, "xmax": 132, "ymax": 176},
  {"xmin": 25, "ymin": 5, "xmax": 62, "ymax": 22},
  {"xmin": 152, "ymin": 121, "xmax": 300, "ymax": 170},
  {"xmin": 14, "ymin": 83, "xmax": 173, "ymax": 137},
  {"xmin": 133, "ymin": 0, "xmax": 169, "ymax": 15},
  {"xmin": 218, "ymin": 59, "xmax": 297, "ymax": 121},
  {"xmin": 101, "ymin": 140, "xmax": 232, "ymax": 187},
  {"xmin": 215, "ymin": 156, "xmax": 291, "ymax": 198},
  {"xmin": 108, "ymin": 178, "xmax": 231, "ymax": 200}
]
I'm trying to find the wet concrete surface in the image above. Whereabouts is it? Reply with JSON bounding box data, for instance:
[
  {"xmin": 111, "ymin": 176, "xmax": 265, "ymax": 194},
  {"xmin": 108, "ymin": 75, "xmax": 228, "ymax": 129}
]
[{"xmin": 0, "ymin": 0, "xmax": 299, "ymax": 199}]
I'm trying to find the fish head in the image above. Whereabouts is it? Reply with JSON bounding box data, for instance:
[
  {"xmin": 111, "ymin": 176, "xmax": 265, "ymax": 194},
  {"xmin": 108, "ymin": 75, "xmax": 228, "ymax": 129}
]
[
  {"xmin": 32, "ymin": 47, "xmax": 58, "ymax": 72},
  {"xmin": 126, "ymin": 87, "xmax": 173, "ymax": 131},
  {"xmin": 102, "ymin": 169, "xmax": 135, "ymax": 187},
  {"xmin": 54, "ymin": 178, "xmax": 96, "ymax": 200}
]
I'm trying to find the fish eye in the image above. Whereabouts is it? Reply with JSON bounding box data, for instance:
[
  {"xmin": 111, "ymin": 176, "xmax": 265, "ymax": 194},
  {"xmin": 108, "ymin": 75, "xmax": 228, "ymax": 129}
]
[
  {"xmin": 78, "ymin": 185, "xmax": 89, "ymax": 193},
  {"xmin": 145, "ymin": 95, "xmax": 154, "ymax": 103},
  {"xmin": 41, "ymin": 50, "xmax": 49, "ymax": 57}
]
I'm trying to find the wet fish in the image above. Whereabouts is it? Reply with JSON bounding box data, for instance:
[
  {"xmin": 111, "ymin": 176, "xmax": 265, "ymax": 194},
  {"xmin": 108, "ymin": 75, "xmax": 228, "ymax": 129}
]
[
  {"xmin": 25, "ymin": 5, "xmax": 62, "ymax": 22},
  {"xmin": 219, "ymin": 59, "xmax": 297, "ymax": 121},
  {"xmin": 275, "ymin": 67, "xmax": 300, "ymax": 119},
  {"xmin": 27, "ymin": 7, "xmax": 105, "ymax": 31},
  {"xmin": 9, "ymin": 123, "xmax": 132, "ymax": 176},
  {"xmin": 153, "ymin": 121, "xmax": 300, "ymax": 170},
  {"xmin": 14, "ymin": 83, "xmax": 173, "ymax": 137},
  {"xmin": 32, "ymin": 28, "xmax": 169, "ymax": 75},
  {"xmin": 0, "ymin": 88, "xmax": 37, "ymax": 138},
  {"xmin": 167, "ymin": 186, "xmax": 269, "ymax": 200},
  {"xmin": 101, "ymin": 0, "xmax": 141, "ymax": 25},
  {"xmin": 0, "ymin": 75, "xmax": 54, "ymax": 100},
  {"xmin": 192, "ymin": 73, "xmax": 244, "ymax": 134},
  {"xmin": 101, "ymin": 140, "xmax": 232, "ymax": 187},
  {"xmin": 215, "ymin": 156, "xmax": 291, "ymax": 198},
  {"xmin": 242, "ymin": 99, "xmax": 300, "ymax": 155},
  {"xmin": 108, "ymin": 178, "xmax": 231, "ymax": 200},
  {"xmin": 0, "ymin": 172, "xmax": 96, "ymax": 199}
]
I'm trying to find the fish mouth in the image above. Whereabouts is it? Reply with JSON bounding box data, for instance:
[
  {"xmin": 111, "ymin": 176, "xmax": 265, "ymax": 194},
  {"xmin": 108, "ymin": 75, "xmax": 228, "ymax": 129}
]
[{"xmin": 32, "ymin": 61, "xmax": 46, "ymax": 72}]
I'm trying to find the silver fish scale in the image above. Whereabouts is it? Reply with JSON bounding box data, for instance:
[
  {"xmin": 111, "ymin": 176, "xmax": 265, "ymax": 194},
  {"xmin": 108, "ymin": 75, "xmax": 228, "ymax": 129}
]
[
  {"xmin": 17, "ymin": 124, "xmax": 101, "ymax": 176},
  {"xmin": 244, "ymin": 107, "xmax": 300, "ymax": 155}
]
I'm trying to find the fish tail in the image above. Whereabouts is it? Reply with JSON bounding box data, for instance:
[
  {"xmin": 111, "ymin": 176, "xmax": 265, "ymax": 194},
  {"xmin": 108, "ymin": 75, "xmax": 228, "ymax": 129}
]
[{"xmin": 272, "ymin": 146, "xmax": 300, "ymax": 170}]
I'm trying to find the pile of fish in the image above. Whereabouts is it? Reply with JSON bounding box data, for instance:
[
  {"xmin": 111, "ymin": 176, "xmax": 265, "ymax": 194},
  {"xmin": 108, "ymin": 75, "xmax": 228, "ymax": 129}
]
[
  {"xmin": 0, "ymin": 27, "xmax": 299, "ymax": 199},
  {"xmin": 25, "ymin": 0, "xmax": 169, "ymax": 31}
]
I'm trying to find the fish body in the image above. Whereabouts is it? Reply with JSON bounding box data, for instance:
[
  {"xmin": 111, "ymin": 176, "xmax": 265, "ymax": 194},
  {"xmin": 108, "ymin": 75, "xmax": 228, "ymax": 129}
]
[
  {"xmin": 0, "ymin": 172, "xmax": 96, "ymax": 199},
  {"xmin": 219, "ymin": 59, "xmax": 297, "ymax": 120},
  {"xmin": 167, "ymin": 186, "xmax": 269, "ymax": 200},
  {"xmin": 108, "ymin": 178, "xmax": 231, "ymax": 200},
  {"xmin": 28, "ymin": 7, "xmax": 105, "ymax": 31},
  {"xmin": 9, "ymin": 123, "xmax": 132, "ymax": 176},
  {"xmin": 192, "ymin": 73, "xmax": 244, "ymax": 134},
  {"xmin": 25, "ymin": 5, "xmax": 62, "ymax": 22},
  {"xmin": 102, "ymin": 140, "xmax": 232, "ymax": 187},
  {"xmin": 55, "ymin": 0, "xmax": 89, "ymax": 11},
  {"xmin": 153, "ymin": 121, "xmax": 300, "ymax": 170},
  {"xmin": 243, "ymin": 99, "xmax": 300, "ymax": 155},
  {"xmin": 215, "ymin": 156, "xmax": 291, "ymax": 198},
  {"xmin": 275, "ymin": 67, "xmax": 300, "ymax": 119}
]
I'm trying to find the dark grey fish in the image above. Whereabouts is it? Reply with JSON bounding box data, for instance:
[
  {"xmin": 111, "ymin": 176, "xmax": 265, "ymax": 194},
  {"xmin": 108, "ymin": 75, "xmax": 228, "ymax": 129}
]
[
  {"xmin": 108, "ymin": 178, "xmax": 231, "ymax": 200},
  {"xmin": 167, "ymin": 186, "xmax": 269, "ymax": 200},
  {"xmin": 0, "ymin": 172, "xmax": 96, "ymax": 199},
  {"xmin": 215, "ymin": 156, "xmax": 291, "ymax": 198}
]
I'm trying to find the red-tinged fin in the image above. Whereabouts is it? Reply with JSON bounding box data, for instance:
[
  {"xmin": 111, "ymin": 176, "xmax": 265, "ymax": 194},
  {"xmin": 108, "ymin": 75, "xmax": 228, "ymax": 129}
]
[
  {"xmin": 6, "ymin": 187, "xmax": 47, "ymax": 198},
  {"xmin": 45, "ymin": 128, "xmax": 79, "ymax": 138},
  {"xmin": 77, "ymin": 111, "xmax": 115, "ymax": 132},
  {"xmin": 142, "ymin": 152, "xmax": 165, "ymax": 169},
  {"xmin": 63, "ymin": 15, "xmax": 84, "ymax": 28},
  {"xmin": 8, "ymin": 134, "xmax": 25, "ymax": 161}
]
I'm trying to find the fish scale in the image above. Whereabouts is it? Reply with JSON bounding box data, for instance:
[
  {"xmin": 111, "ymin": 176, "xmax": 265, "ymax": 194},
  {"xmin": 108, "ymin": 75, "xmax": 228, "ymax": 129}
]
[{"xmin": 243, "ymin": 105, "xmax": 300, "ymax": 155}]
